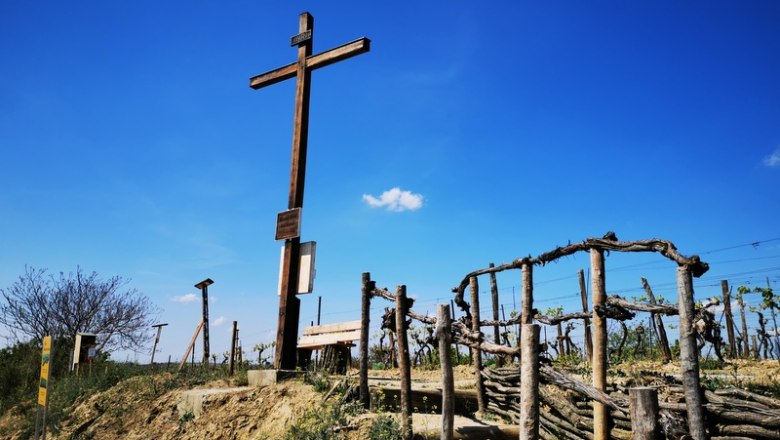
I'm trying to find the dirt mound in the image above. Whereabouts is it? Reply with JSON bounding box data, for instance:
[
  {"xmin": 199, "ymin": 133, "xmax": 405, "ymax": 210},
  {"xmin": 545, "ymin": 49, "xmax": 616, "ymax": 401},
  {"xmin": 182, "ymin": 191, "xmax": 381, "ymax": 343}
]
[{"xmin": 46, "ymin": 373, "xmax": 323, "ymax": 440}]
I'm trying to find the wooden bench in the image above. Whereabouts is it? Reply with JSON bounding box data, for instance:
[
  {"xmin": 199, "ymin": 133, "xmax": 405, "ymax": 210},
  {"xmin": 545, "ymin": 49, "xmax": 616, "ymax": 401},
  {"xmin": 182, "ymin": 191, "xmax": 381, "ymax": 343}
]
[
  {"xmin": 298, "ymin": 320, "xmax": 362, "ymax": 350},
  {"xmin": 298, "ymin": 320, "xmax": 361, "ymax": 373}
]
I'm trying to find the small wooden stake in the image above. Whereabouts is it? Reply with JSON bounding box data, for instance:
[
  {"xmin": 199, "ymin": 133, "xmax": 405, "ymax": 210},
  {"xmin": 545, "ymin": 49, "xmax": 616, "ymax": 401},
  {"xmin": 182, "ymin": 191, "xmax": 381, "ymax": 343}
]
[
  {"xmin": 359, "ymin": 272, "xmax": 373, "ymax": 408},
  {"xmin": 470, "ymin": 276, "xmax": 486, "ymax": 415},
  {"xmin": 629, "ymin": 387, "xmax": 660, "ymax": 440},
  {"xmin": 179, "ymin": 320, "xmax": 204, "ymax": 371},
  {"xmin": 578, "ymin": 269, "xmax": 593, "ymax": 361},
  {"xmin": 556, "ymin": 322, "xmax": 565, "ymax": 358},
  {"xmin": 590, "ymin": 249, "xmax": 609, "ymax": 440},
  {"xmin": 396, "ymin": 285, "xmax": 413, "ymax": 440},
  {"xmin": 751, "ymin": 334, "xmax": 759, "ymax": 359},
  {"xmin": 677, "ymin": 266, "xmax": 707, "ymax": 440},
  {"xmin": 450, "ymin": 299, "xmax": 461, "ymax": 360},
  {"xmin": 489, "ymin": 263, "xmax": 503, "ymax": 367},
  {"xmin": 520, "ymin": 324, "xmax": 540, "ymax": 440},
  {"xmin": 437, "ymin": 304, "xmax": 454, "ymax": 440},
  {"xmin": 150, "ymin": 323, "xmax": 168, "ymax": 365},
  {"xmin": 738, "ymin": 289, "xmax": 750, "ymax": 358},
  {"xmin": 229, "ymin": 321, "xmax": 238, "ymax": 376},
  {"xmin": 642, "ymin": 277, "xmax": 672, "ymax": 363},
  {"xmin": 721, "ymin": 280, "xmax": 737, "ymax": 358}
]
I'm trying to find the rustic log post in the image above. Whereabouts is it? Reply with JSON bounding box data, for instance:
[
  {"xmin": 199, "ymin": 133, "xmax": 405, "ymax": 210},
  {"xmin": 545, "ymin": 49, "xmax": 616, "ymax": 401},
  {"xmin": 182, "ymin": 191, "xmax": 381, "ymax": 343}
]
[
  {"xmin": 489, "ymin": 263, "xmax": 503, "ymax": 367},
  {"xmin": 520, "ymin": 323, "xmax": 540, "ymax": 440},
  {"xmin": 556, "ymin": 322, "xmax": 565, "ymax": 358},
  {"xmin": 521, "ymin": 263, "xmax": 533, "ymax": 325},
  {"xmin": 396, "ymin": 285, "xmax": 413, "ymax": 440},
  {"xmin": 437, "ymin": 304, "xmax": 455, "ymax": 440},
  {"xmin": 470, "ymin": 276, "xmax": 487, "ymax": 415},
  {"xmin": 359, "ymin": 272, "xmax": 374, "ymax": 408},
  {"xmin": 578, "ymin": 269, "xmax": 593, "ymax": 361},
  {"xmin": 738, "ymin": 291, "xmax": 750, "ymax": 358},
  {"xmin": 450, "ymin": 299, "xmax": 461, "ymax": 362},
  {"xmin": 641, "ymin": 277, "xmax": 672, "ymax": 363},
  {"xmin": 629, "ymin": 387, "xmax": 660, "ymax": 440},
  {"xmin": 229, "ymin": 320, "xmax": 238, "ymax": 376},
  {"xmin": 590, "ymin": 249, "xmax": 609, "ymax": 440},
  {"xmin": 721, "ymin": 280, "xmax": 736, "ymax": 359},
  {"xmin": 389, "ymin": 330, "xmax": 397, "ymax": 368},
  {"xmin": 677, "ymin": 266, "xmax": 707, "ymax": 440},
  {"xmin": 751, "ymin": 334, "xmax": 759, "ymax": 359}
]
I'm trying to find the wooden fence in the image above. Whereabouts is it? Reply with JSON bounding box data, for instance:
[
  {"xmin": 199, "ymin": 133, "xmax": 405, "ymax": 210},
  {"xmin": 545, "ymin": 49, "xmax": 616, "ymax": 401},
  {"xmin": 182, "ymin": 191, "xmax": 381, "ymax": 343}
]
[{"xmin": 355, "ymin": 233, "xmax": 780, "ymax": 439}]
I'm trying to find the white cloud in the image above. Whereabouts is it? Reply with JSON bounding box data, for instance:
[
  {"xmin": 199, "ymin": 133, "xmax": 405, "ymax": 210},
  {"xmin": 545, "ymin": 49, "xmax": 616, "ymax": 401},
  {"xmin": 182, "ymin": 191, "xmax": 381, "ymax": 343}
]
[
  {"xmin": 764, "ymin": 148, "xmax": 780, "ymax": 168},
  {"xmin": 213, "ymin": 316, "xmax": 226, "ymax": 327},
  {"xmin": 171, "ymin": 293, "xmax": 198, "ymax": 303},
  {"xmin": 362, "ymin": 187, "xmax": 424, "ymax": 212}
]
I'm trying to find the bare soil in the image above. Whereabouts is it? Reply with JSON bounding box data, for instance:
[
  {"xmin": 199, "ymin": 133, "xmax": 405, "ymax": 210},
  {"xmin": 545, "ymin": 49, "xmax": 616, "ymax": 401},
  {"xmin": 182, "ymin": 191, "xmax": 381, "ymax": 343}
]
[{"xmin": 2, "ymin": 359, "xmax": 778, "ymax": 440}]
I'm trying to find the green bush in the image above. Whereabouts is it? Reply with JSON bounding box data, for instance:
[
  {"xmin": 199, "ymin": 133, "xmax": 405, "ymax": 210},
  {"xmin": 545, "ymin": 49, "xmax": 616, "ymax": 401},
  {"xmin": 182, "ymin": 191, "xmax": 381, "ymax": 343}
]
[
  {"xmin": 367, "ymin": 414, "xmax": 401, "ymax": 440},
  {"xmin": 0, "ymin": 340, "xmax": 39, "ymax": 415},
  {"xmin": 283, "ymin": 403, "xmax": 347, "ymax": 440}
]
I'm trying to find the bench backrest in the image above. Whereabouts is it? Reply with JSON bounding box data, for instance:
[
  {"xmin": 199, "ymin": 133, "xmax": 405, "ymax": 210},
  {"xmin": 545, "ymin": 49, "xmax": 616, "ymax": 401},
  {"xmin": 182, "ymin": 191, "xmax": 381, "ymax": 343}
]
[{"xmin": 298, "ymin": 320, "xmax": 361, "ymax": 350}]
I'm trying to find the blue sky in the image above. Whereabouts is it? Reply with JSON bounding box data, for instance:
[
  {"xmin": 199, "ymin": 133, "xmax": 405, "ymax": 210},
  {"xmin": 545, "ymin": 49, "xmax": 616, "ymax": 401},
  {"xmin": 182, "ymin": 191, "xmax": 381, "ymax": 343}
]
[{"xmin": 2, "ymin": 1, "xmax": 779, "ymax": 363}]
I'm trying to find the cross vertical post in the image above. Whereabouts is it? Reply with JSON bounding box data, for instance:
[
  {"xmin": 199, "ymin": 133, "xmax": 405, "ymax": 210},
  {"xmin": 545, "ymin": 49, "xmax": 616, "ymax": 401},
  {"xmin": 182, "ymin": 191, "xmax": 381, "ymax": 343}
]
[{"xmin": 249, "ymin": 12, "xmax": 370, "ymax": 370}]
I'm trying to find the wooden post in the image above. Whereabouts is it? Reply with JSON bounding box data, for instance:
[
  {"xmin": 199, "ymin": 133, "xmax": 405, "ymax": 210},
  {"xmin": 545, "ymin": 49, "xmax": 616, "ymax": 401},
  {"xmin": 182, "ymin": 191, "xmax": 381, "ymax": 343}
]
[
  {"xmin": 677, "ymin": 266, "xmax": 707, "ymax": 440},
  {"xmin": 738, "ymin": 290, "xmax": 750, "ymax": 358},
  {"xmin": 237, "ymin": 335, "xmax": 242, "ymax": 366},
  {"xmin": 389, "ymin": 330, "xmax": 397, "ymax": 368},
  {"xmin": 629, "ymin": 387, "xmax": 660, "ymax": 440},
  {"xmin": 721, "ymin": 280, "xmax": 736, "ymax": 358},
  {"xmin": 470, "ymin": 276, "xmax": 486, "ymax": 415},
  {"xmin": 150, "ymin": 323, "xmax": 168, "ymax": 365},
  {"xmin": 578, "ymin": 269, "xmax": 593, "ymax": 361},
  {"xmin": 521, "ymin": 263, "xmax": 533, "ymax": 325},
  {"xmin": 396, "ymin": 285, "xmax": 413, "ymax": 440},
  {"xmin": 437, "ymin": 304, "xmax": 454, "ymax": 440},
  {"xmin": 751, "ymin": 334, "xmax": 759, "ymax": 359},
  {"xmin": 590, "ymin": 249, "xmax": 609, "ymax": 440},
  {"xmin": 556, "ymin": 322, "xmax": 565, "ymax": 358},
  {"xmin": 315, "ymin": 302, "xmax": 321, "ymax": 368},
  {"xmin": 641, "ymin": 278, "xmax": 672, "ymax": 363},
  {"xmin": 195, "ymin": 278, "xmax": 214, "ymax": 366},
  {"xmin": 178, "ymin": 320, "xmax": 204, "ymax": 371},
  {"xmin": 489, "ymin": 263, "xmax": 503, "ymax": 367},
  {"xmin": 450, "ymin": 299, "xmax": 461, "ymax": 363},
  {"xmin": 520, "ymin": 324, "xmax": 540, "ymax": 440},
  {"xmin": 229, "ymin": 321, "xmax": 238, "ymax": 376},
  {"xmin": 359, "ymin": 272, "xmax": 374, "ymax": 408}
]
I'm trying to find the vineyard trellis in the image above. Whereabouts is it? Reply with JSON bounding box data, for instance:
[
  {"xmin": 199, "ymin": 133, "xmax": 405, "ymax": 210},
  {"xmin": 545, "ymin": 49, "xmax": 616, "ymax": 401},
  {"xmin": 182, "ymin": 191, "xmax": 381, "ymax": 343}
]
[{"xmin": 355, "ymin": 232, "xmax": 780, "ymax": 440}]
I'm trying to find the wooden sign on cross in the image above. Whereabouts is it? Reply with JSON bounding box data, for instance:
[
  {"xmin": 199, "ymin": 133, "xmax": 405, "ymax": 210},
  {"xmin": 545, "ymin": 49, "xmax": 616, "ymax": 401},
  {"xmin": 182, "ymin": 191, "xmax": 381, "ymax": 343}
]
[{"xmin": 249, "ymin": 12, "xmax": 370, "ymax": 370}]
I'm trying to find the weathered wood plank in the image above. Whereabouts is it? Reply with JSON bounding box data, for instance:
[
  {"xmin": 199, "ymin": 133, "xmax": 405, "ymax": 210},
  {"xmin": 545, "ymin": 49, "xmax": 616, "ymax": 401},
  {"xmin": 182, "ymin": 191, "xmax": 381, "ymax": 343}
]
[
  {"xmin": 302, "ymin": 320, "xmax": 361, "ymax": 335},
  {"xmin": 370, "ymin": 386, "xmax": 479, "ymax": 416},
  {"xmin": 307, "ymin": 38, "xmax": 370, "ymax": 71},
  {"xmin": 297, "ymin": 329, "xmax": 361, "ymax": 348}
]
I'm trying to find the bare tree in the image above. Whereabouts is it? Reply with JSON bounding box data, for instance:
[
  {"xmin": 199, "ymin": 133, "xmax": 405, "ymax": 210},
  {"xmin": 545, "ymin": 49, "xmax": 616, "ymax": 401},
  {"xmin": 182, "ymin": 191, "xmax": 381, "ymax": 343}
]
[{"xmin": 0, "ymin": 266, "xmax": 158, "ymax": 352}]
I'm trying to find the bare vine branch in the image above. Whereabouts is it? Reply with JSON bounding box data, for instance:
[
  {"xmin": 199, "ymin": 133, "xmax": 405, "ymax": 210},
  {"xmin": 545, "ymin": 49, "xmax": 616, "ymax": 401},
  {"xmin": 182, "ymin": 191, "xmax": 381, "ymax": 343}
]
[{"xmin": 451, "ymin": 234, "xmax": 709, "ymax": 320}]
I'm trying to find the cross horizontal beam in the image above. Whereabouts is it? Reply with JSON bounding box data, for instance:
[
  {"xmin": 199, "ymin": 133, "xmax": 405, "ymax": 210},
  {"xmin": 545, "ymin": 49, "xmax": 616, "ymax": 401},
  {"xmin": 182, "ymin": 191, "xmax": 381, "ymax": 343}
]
[{"xmin": 249, "ymin": 37, "xmax": 370, "ymax": 90}]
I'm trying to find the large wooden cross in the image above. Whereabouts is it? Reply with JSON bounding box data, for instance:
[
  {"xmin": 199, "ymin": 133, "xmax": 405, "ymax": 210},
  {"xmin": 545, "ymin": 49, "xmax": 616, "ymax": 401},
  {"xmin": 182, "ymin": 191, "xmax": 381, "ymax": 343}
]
[{"xmin": 249, "ymin": 12, "xmax": 370, "ymax": 370}]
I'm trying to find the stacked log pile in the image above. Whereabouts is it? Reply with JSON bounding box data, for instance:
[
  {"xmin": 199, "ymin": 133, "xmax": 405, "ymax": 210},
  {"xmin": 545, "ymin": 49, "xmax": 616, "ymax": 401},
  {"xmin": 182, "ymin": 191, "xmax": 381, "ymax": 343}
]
[{"xmin": 483, "ymin": 367, "xmax": 780, "ymax": 440}]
